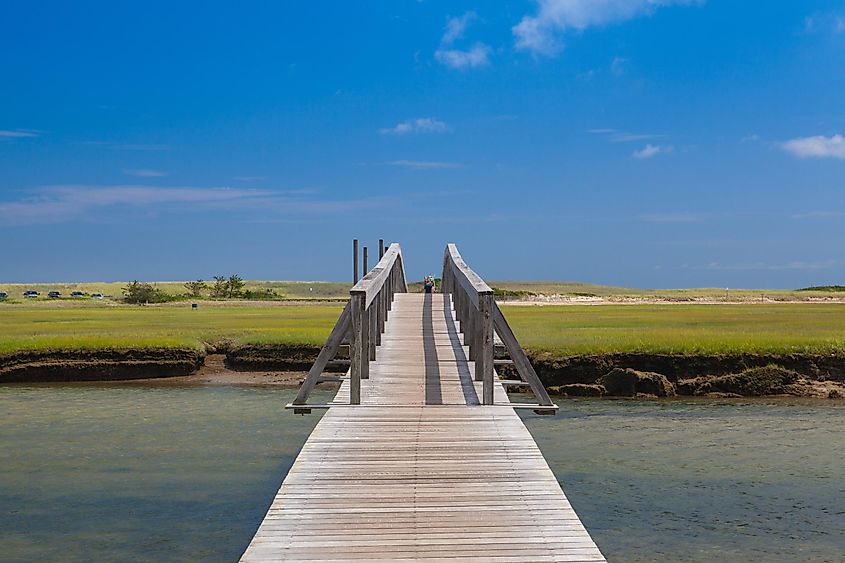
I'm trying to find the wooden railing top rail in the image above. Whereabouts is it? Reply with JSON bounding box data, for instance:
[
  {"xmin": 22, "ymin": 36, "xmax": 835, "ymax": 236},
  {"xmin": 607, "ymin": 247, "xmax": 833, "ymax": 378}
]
[
  {"xmin": 351, "ymin": 243, "xmax": 404, "ymax": 307},
  {"xmin": 444, "ymin": 243, "xmax": 492, "ymax": 306}
]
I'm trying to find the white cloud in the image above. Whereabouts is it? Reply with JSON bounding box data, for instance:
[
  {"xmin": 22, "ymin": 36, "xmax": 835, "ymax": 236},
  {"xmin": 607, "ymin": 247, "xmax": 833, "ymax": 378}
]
[
  {"xmin": 514, "ymin": 0, "xmax": 699, "ymax": 56},
  {"xmin": 435, "ymin": 11, "xmax": 491, "ymax": 69},
  {"xmin": 123, "ymin": 169, "xmax": 168, "ymax": 178},
  {"xmin": 633, "ymin": 143, "xmax": 672, "ymax": 159},
  {"xmin": 442, "ymin": 12, "xmax": 477, "ymax": 45},
  {"xmin": 387, "ymin": 160, "xmax": 461, "ymax": 170},
  {"xmin": 781, "ymin": 134, "xmax": 845, "ymax": 160},
  {"xmin": 435, "ymin": 43, "xmax": 491, "ymax": 69},
  {"xmin": 0, "ymin": 129, "xmax": 39, "ymax": 138},
  {"xmin": 380, "ymin": 117, "xmax": 448, "ymax": 135}
]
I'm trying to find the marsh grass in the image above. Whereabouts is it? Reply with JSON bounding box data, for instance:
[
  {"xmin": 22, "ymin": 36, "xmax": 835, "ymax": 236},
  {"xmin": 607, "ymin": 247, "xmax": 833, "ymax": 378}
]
[
  {"xmin": 0, "ymin": 304, "xmax": 342, "ymax": 354},
  {"xmin": 503, "ymin": 303, "xmax": 845, "ymax": 355},
  {"xmin": 2, "ymin": 299, "xmax": 845, "ymax": 358}
]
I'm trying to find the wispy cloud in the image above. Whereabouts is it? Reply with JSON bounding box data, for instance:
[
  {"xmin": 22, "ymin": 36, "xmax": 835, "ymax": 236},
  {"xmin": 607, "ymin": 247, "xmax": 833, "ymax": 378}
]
[
  {"xmin": 435, "ymin": 44, "xmax": 492, "ymax": 69},
  {"xmin": 0, "ymin": 129, "xmax": 40, "ymax": 138},
  {"xmin": 0, "ymin": 185, "xmax": 373, "ymax": 226},
  {"xmin": 633, "ymin": 143, "xmax": 672, "ymax": 159},
  {"xmin": 442, "ymin": 11, "xmax": 476, "ymax": 45},
  {"xmin": 610, "ymin": 56, "xmax": 629, "ymax": 76},
  {"xmin": 123, "ymin": 169, "xmax": 168, "ymax": 178},
  {"xmin": 380, "ymin": 117, "xmax": 448, "ymax": 135},
  {"xmin": 589, "ymin": 128, "xmax": 665, "ymax": 143},
  {"xmin": 233, "ymin": 176, "xmax": 265, "ymax": 182},
  {"xmin": 790, "ymin": 210, "xmax": 845, "ymax": 220},
  {"xmin": 514, "ymin": 0, "xmax": 700, "ymax": 56},
  {"xmin": 83, "ymin": 141, "xmax": 170, "ymax": 151},
  {"xmin": 804, "ymin": 11, "xmax": 845, "ymax": 34},
  {"xmin": 387, "ymin": 160, "xmax": 461, "ymax": 170},
  {"xmin": 781, "ymin": 134, "xmax": 845, "ymax": 160},
  {"xmin": 639, "ymin": 212, "xmax": 704, "ymax": 223},
  {"xmin": 694, "ymin": 260, "xmax": 837, "ymax": 272},
  {"xmin": 435, "ymin": 12, "xmax": 491, "ymax": 69}
]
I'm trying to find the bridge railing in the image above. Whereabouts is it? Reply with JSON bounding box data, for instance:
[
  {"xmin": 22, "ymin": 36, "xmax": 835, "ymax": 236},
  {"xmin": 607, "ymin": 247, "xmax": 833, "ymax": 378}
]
[
  {"xmin": 442, "ymin": 243, "xmax": 556, "ymax": 410},
  {"xmin": 442, "ymin": 244, "xmax": 496, "ymax": 404},
  {"xmin": 291, "ymin": 243, "xmax": 406, "ymax": 410},
  {"xmin": 349, "ymin": 243, "xmax": 407, "ymax": 404}
]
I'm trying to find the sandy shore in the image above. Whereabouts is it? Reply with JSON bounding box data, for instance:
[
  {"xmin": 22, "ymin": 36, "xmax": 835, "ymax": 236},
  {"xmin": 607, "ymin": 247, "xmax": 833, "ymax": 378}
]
[{"xmin": 124, "ymin": 354, "xmax": 324, "ymax": 387}]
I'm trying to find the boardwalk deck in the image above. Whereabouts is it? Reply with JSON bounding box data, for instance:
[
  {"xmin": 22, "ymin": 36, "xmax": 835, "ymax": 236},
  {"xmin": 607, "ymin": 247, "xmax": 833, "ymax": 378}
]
[{"xmin": 241, "ymin": 293, "xmax": 605, "ymax": 562}]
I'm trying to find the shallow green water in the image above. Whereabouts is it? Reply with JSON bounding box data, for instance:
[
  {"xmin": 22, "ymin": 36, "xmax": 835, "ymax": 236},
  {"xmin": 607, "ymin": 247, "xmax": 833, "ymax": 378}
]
[
  {"xmin": 524, "ymin": 399, "xmax": 845, "ymax": 562},
  {"xmin": 1, "ymin": 386, "xmax": 843, "ymax": 562}
]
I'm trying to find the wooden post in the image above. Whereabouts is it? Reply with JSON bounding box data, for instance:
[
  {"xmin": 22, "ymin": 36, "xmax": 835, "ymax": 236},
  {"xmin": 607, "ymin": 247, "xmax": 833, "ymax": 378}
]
[
  {"xmin": 363, "ymin": 246, "xmax": 368, "ymax": 275},
  {"xmin": 361, "ymin": 304, "xmax": 370, "ymax": 380},
  {"xmin": 368, "ymin": 298, "xmax": 377, "ymax": 361},
  {"xmin": 379, "ymin": 239, "xmax": 385, "ymax": 260},
  {"xmin": 353, "ymin": 239, "xmax": 359, "ymax": 284},
  {"xmin": 478, "ymin": 293, "xmax": 494, "ymax": 405},
  {"xmin": 350, "ymin": 293, "xmax": 363, "ymax": 404}
]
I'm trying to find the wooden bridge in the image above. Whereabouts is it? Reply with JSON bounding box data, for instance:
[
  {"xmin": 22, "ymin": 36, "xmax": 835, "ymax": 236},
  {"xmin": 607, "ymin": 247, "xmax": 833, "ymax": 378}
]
[{"xmin": 240, "ymin": 244, "xmax": 606, "ymax": 562}]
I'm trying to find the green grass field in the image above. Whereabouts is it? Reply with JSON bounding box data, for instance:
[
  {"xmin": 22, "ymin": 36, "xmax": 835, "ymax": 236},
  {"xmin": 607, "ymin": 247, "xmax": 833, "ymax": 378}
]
[
  {"xmin": 0, "ymin": 303, "xmax": 343, "ymax": 355},
  {"xmin": 502, "ymin": 303, "xmax": 845, "ymax": 355},
  {"xmin": 1, "ymin": 299, "xmax": 845, "ymax": 357}
]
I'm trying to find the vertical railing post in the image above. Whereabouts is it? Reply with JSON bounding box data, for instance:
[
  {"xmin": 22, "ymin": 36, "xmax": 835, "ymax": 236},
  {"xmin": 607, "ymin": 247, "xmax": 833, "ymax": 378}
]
[
  {"xmin": 350, "ymin": 292, "xmax": 364, "ymax": 404},
  {"xmin": 369, "ymin": 298, "xmax": 377, "ymax": 361},
  {"xmin": 361, "ymin": 299, "xmax": 370, "ymax": 380},
  {"xmin": 478, "ymin": 292, "xmax": 494, "ymax": 405},
  {"xmin": 379, "ymin": 239, "xmax": 385, "ymax": 260},
  {"xmin": 363, "ymin": 246, "xmax": 368, "ymax": 275},
  {"xmin": 353, "ymin": 239, "xmax": 359, "ymax": 284}
]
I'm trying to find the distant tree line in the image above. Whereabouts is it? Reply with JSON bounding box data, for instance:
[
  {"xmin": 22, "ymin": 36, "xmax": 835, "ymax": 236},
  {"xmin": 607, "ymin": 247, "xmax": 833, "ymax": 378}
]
[{"xmin": 123, "ymin": 275, "xmax": 278, "ymax": 304}]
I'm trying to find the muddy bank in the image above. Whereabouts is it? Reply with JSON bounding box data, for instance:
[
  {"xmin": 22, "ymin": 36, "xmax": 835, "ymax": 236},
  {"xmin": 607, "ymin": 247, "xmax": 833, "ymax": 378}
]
[
  {"xmin": 0, "ymin": 344, "xmax": 339, "ymax": 385},
  {"xmin": 4, "ymin": 344, "xmax": 845, "ymax": 399},
  {"xmin": 521, "ymin": 351, "xmax": 845, "ymax": 386},
  {"xmin": 0, "ymin": 348, "xmax": 205, "ymax": 383},
  {"xmin": 537, "ymin": 364, "xmax": 845, "ymax": 399},
  {"xmin": 225, "ymin": 344, "xmax": 345, "ymax": 372}
]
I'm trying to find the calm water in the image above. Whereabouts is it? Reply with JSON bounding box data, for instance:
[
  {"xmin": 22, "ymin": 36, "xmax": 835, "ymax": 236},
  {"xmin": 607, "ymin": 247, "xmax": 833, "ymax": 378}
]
[{"xmin": 1, "ymin": 386, "xmax": 843, "ymax": 562}]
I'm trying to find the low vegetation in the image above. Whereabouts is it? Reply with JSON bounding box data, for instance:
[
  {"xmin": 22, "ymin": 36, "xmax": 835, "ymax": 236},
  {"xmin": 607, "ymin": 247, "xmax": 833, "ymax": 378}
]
[
  {"xmin": 501, "ymin": 303, "xmax": 845, "ymax": 356},
  {"xmin": 0, "ymin": 303, "xmax": 342, "ymax": 355},
  {"xmin": 1, "ymin": 299, "xmax": 845, "ymax": 358}
]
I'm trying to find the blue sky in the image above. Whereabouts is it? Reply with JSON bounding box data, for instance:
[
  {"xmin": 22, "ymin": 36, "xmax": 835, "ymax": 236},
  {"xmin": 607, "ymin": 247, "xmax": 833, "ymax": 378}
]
[{"xmin": 1, "ymin": 1, "xmax": 844, "ymax": 288}]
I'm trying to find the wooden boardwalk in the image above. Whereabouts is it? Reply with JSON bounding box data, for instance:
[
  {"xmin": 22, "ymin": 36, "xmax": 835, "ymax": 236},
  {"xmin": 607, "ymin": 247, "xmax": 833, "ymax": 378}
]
[{"xmin": 241, "ymin": 293, "xmax": 606, "ymax": 562}]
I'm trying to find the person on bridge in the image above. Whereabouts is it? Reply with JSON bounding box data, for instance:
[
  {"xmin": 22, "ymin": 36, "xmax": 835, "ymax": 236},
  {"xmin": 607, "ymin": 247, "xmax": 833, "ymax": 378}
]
[{"xmin": 424, "ymin": 275, "xmax": 435, "ymax": 294}]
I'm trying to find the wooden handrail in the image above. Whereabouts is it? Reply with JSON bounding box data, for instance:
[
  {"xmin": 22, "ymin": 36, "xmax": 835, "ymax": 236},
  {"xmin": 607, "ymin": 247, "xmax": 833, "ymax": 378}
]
[
  {"xmin": 351, "ymin": 243, "xmax": 406, "ymax": 306},
  {"xmin": 292, "ymin": 242, "xmax": 407, "ymax": 409},
  {"xmin": 442, "ymin": 243, "xmax": 554, "ymax": 408},
  {"xmin": 349, "ymin": 243, "xmax": 407, "ymax": 404},
  {"xmin": 443, "ymin": 244, "xmax": 492, "ymax": 306},
  {"xmin": 442, "ymin": 243, "xmax": 495, "ymax": 404}
]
